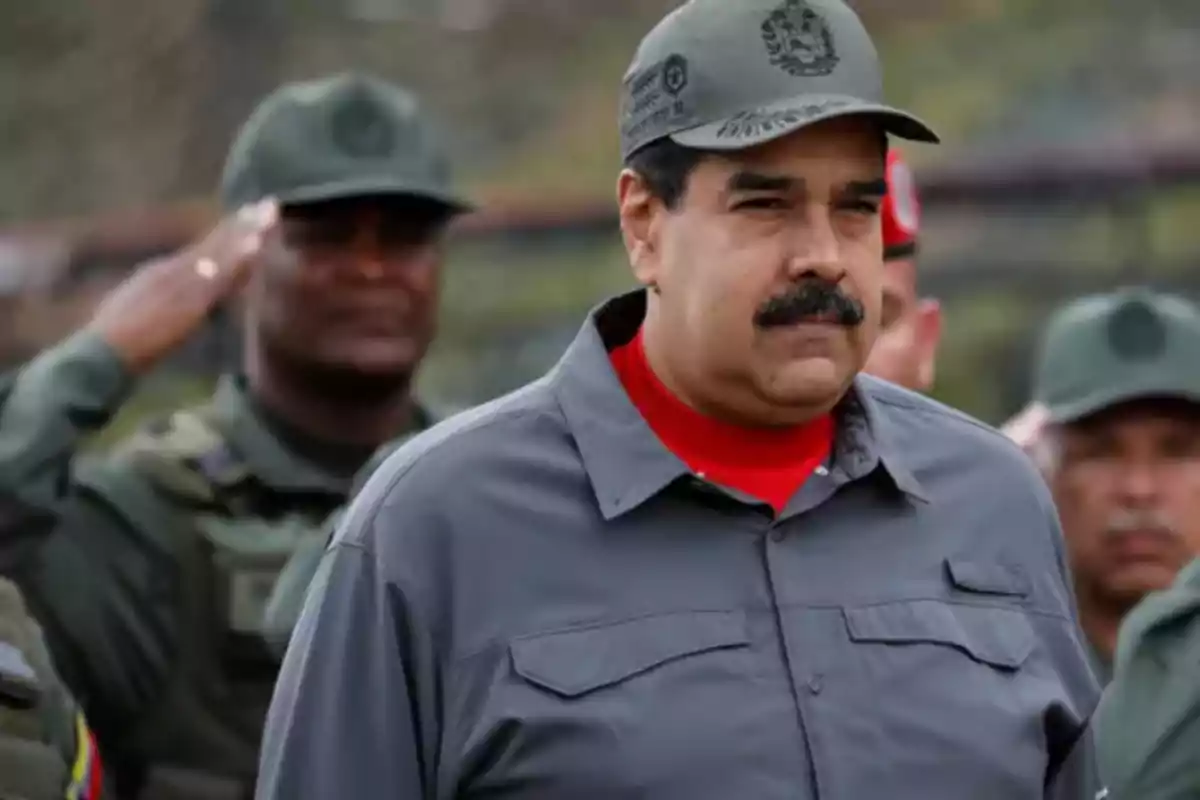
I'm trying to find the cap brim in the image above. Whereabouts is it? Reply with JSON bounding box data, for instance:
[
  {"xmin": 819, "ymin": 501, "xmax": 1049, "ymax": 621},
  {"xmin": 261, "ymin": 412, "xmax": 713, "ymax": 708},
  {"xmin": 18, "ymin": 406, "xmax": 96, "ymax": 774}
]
[
  {"xmin": 1046, "ymin": 382, "xmax": 1200, "ymax": 424},
  {"xmin": 671, "ymin": 93, "xmax": 939, "ymax": 151},
  {"xmin": 272, "ymin": 177, "xmax": 474, "ymax": 214}
]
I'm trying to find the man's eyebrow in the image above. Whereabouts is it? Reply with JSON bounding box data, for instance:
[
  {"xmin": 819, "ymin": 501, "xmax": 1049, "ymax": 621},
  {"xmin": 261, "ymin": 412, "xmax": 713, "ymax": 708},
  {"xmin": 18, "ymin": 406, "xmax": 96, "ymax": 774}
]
[
  {"xmin": 844, "ymin": 178, "xmax": 888, "ymax": 197},
  {"xmin": 725, "ymin": 170, "xmax": 799, "ymax": 194}
]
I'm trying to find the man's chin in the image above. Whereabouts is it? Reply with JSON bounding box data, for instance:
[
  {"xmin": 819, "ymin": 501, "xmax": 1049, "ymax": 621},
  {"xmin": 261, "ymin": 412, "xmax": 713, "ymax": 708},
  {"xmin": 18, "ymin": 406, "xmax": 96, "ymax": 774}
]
[
  {"xmin": 291, "ymin": 349, "xmax": 416, "ymax": 403},
  {"xmin": 757, "ymin": 357, "xmax": 852, "ymax": 409},
  {"xmin": 1104, "ymin": 561, "xmax": 1184, "ymax": 605},
  {"xmin": 318, "ymin": 335, "xmax": 422, "ymax": 373}
]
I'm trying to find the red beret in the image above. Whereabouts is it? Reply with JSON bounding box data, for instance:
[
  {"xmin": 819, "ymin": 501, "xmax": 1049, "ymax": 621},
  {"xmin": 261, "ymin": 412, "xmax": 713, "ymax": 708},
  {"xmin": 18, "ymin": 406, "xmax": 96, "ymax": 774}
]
[{"xmin": 882, "ymin": 149, "xmax": 920, "ymax": 260}]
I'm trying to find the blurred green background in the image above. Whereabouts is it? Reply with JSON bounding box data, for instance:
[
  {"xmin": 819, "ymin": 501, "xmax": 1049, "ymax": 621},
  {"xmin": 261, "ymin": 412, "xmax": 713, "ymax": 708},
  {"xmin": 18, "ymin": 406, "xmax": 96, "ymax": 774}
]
[{"xmin": 2, "ymin": 0, "xmax": 1199, "ymax": 442}]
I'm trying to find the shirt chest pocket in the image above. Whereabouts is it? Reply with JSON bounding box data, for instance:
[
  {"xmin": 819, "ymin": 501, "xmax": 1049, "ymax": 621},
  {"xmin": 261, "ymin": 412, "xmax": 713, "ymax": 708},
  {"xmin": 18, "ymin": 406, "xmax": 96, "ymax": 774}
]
[
  {"xmin": 510, "ymin": 611, "xmax": 751, "ymax": 699},
  {"xmin": 842, "ymin": 558, "xmax": 1036, "ymax": 676},
  {"xmin": 843, "ymin": 600, "xmax": 1034, "ymax": 673},
  {"xmin": 468, "ymin": 612, "xmax": 783, "ymax": 797},
  {"xmin": 816, "ymin": 560, "xmax": 1046, "ymax": 798}
]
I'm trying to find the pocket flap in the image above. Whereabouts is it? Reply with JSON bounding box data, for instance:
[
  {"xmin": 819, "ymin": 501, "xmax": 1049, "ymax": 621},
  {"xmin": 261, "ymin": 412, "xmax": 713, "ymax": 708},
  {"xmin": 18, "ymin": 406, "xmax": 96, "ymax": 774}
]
[
  {"xmin": 945, "ymin": 557, "xmax": 1030, "ymax": 598},
  {"xmin": 844, "ymin": 600, "xmax": 1034, "ymax": 670},
  {"xmin": 510, "ymin": 611, "xmax": 749, "ymax": 698}
]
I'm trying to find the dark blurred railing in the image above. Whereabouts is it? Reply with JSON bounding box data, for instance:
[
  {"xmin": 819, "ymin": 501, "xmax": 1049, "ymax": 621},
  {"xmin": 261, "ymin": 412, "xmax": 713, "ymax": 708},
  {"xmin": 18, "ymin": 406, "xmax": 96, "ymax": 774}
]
[
  {"xmin": 1, "ymin": 141, "xmax": 1198, "ymax": 416},
  {"xmin": 2, "ymin": 140, "xmax": 1190, "ymax": 276}
]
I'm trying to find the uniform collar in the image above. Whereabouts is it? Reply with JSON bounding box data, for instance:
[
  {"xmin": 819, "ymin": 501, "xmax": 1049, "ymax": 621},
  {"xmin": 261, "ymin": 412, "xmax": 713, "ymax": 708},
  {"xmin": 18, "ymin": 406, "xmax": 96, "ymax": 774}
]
[
  {"xmin": 206, "ymin": 375, "xmax": 433, "ymax": 496},
  {"xmin": 553, "ymin": 290, "xmax": 927, "ymax": 520}
]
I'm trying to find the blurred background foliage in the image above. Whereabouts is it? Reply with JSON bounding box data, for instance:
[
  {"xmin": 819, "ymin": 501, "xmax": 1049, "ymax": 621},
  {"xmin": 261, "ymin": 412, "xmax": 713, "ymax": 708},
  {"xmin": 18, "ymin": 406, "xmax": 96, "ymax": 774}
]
[{"xmin": 1, "ymin": 0, "xmax": 1199, "ymax": 441}]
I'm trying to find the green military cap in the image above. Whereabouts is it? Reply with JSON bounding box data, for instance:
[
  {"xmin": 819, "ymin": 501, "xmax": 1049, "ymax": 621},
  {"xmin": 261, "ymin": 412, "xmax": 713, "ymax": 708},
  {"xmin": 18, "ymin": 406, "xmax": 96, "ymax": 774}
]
[
  {"xmin": 1094, "ymin": 557, "xmax": 1200, "ymax": 798},
  {"xmin": 220, "ymin": 72, "xmax": 471, "ymax": 212},
  {"xmin": 619, "ymin": 0, "xmax": 939, "ymax": 162},
  {"xmin": 1033, "ymin": 287, "xmax": 1200, "ymax": 423}
]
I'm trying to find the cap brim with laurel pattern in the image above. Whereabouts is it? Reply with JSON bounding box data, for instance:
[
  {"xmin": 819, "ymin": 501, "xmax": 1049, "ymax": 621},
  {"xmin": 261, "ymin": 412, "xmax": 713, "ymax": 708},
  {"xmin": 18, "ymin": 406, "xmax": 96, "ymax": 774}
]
[
  {"xmin": 619, "ymin": 0, "xmax": 938, "ymax": 162},
  {"xmin": 220, "ymin": 72, "xmax": 473, "ymax": 213}
]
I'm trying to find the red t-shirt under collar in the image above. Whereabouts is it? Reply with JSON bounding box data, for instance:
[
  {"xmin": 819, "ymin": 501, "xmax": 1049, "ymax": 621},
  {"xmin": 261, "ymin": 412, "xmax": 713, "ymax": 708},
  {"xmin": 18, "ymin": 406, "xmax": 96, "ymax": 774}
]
[{"xmin": 610, "ymin": 328, "xmax": 833, "ymax": 514}]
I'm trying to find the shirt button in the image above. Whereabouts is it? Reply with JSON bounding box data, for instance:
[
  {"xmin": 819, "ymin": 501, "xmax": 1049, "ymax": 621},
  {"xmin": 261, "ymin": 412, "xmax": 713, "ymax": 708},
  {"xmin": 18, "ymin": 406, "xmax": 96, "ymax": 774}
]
[
  {"xmin": 815, "ymin": 465, "xmax": 829, "ymax": 476},
  {"xmin": 808, "ymin": 674, "xmax": 824, "ymax": 695}
]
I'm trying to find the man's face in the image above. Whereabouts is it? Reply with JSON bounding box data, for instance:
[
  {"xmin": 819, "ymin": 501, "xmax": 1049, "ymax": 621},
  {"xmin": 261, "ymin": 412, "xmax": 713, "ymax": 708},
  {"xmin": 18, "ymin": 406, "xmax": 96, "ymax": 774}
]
[
  {"xmin": 249, "ymin": 195, "xmax": 450, "ymax": 391},
  {"xmin": 861, "ymin": 257, "xmax": 941, "ymax": 391},
  {"xmin": 619, "ymin": 118, "xmax": 887, "ymax": 424},
  {"xmin": 1053, "ymin": 398, "xmax": 1200, "ymax": 611}
]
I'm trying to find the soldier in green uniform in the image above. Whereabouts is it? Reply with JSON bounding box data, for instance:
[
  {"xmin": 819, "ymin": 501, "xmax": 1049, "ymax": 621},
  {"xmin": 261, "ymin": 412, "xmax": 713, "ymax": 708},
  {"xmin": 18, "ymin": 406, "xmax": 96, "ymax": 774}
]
[
  {"xmin": 1013, "ymin": 288, "xmax": 1200, "ymax": 682},
  {"xmin": 0, "ymin": 72, "xmax": 469, "ymax": 798},
  {"xmin": 0, "ymin": 495, "xmax": 107, "ymax": 800},
  {"xmin": 1094, "ymin": 556, "xmax": 1200, "ymax": 799}
]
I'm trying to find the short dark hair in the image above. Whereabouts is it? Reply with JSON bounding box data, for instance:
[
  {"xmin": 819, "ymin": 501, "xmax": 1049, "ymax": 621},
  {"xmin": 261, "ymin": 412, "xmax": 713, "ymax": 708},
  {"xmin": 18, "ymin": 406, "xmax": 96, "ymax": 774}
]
[
  {"xmin": 625, "ymin": 129, "xmax": 890, "ymax": 211},
  {"xmin": 623, "ymin": 138, "xmax": 706, "ymax": 211}
]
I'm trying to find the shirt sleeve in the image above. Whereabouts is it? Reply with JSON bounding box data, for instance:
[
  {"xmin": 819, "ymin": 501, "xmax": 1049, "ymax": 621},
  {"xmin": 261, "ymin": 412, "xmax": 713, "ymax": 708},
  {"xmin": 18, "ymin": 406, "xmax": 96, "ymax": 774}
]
[
  {"xmin": 1093, "ymin": 559, "xmax": 1200, "ymax": 798},
  {"xmin": 0, "ymin": 331, "xmax": 133, "ymax": 511},
  {"xmin": 0, "ymin": 332, "xmax": 177, "ymax": 748},
  {"xmin": 256, "ymin": 540, "xmax": 438, "ymax": 799}
]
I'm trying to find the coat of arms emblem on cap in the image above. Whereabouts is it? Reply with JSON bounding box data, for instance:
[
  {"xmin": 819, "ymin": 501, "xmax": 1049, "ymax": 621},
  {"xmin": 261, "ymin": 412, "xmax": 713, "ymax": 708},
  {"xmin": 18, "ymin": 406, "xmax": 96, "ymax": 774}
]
[
  {"xmin": 761, "ymin": 0, "xmax": 840, "ymax": 78},
  {"xmin": 1107, "ymin": 298, "xmax": 1167, "ymax": 361},
  {"xmin": 329, "ymin": 89, "xmax": 397, "ymax": 159}
]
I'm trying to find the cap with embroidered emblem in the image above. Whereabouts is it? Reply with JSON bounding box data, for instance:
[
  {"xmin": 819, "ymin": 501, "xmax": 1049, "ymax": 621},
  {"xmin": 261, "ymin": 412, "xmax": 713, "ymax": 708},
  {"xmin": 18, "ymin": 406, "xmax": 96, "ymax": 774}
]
[
  {"xmin": 1032, "ymin": 287, "xmax": 1200, "ymax": 423},
  {"xmin": 220, "ymin": 72, "xmax": 472, "ymax": 212},
  {"xmin": 619, "ymin": 0, "xmax": 939, "ymax": 162}
]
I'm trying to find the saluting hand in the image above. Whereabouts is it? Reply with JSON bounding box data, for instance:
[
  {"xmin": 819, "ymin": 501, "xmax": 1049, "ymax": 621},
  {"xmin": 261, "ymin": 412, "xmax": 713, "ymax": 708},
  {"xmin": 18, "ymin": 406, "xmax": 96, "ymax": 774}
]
[{"xmin": 87, "ymin": 199, "xmax": 277, "ymax": 374}]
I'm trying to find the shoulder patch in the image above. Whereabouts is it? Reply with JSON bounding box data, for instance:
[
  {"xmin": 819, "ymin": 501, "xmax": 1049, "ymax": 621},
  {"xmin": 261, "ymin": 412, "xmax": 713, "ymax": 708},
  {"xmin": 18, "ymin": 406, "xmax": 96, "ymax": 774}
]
[{"xmin": 67, "ymin": 711, "xmax": 105, "ymax": 800}]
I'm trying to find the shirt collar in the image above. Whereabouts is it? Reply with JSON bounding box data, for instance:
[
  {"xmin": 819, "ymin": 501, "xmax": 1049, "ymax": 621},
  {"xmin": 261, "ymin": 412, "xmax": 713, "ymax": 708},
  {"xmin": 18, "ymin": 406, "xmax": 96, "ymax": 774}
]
[
  {"xmin": 206, "ymin": 376, "xmax": 434, "ymax": 496},
  {"xmin": 553, "ymin": 290, "xmax": 927, "ymax": 519},
  {"xmin": 830, "ymin": 375, "xmax": 929, "ymax": 502},
  {"xmin": 205, "ymin": 375, "xmax": 354, "ymax": 495}
]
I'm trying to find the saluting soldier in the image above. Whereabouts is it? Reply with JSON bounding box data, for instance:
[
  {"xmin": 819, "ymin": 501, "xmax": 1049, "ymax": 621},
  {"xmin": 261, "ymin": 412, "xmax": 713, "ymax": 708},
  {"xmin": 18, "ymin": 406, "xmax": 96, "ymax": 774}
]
[{"xmin": 0, "ymin": 73, "xmax": 469, "ymax": 798}]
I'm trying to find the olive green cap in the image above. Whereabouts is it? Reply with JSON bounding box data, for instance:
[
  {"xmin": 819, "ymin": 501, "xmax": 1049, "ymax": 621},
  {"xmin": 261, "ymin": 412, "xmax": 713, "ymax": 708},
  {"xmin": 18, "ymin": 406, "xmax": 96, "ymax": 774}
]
[
  {"xmin": 1033, "ymin": 287, "xmax": 1200, "ymax": 423},
  {"xmin": 220, "ymin": 72, "xmax": 471, "ymax": 212},
  {"xmin": 619, "ymin": 0, "xmax": 939, "ymax": 162}
]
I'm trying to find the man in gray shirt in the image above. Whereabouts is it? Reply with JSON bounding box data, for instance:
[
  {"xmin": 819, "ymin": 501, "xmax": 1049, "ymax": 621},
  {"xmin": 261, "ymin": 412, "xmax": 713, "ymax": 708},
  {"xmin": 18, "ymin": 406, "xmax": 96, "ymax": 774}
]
[{"xmin": 258, "ymin": 1, "xmax": 1101, "ymax": 797}]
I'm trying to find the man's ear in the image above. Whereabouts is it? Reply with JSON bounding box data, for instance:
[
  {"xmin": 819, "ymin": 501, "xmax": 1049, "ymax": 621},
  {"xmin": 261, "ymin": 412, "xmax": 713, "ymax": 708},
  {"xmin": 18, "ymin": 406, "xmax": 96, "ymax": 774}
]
[
  {"xmin": 914, "ymin": 297, "xmax": 942, "ymax": 390},
  {"xmin": 617, "ymin": 169, "xmax": 663, "ymax": 288}
]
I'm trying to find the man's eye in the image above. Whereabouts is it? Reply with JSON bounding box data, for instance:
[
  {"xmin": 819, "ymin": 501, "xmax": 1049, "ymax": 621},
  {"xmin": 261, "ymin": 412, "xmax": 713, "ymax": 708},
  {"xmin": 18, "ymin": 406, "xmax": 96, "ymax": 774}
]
[
  {"xmin": 841, "ymin": 200, "xmax": 881, "ymax": 215},
  {"xmin": 287, "ymin": 226, "xmax": 351, "ymax": 247},
  {"xmin": 734, "ymin": 197, "xmax": 788, "ymax": 211}
]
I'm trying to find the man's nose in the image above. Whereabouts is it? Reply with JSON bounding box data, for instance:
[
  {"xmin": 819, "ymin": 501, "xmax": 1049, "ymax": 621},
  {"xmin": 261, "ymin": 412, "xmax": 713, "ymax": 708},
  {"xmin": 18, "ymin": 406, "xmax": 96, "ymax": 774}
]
[
  {"xmin": 1114, "ymin": 460, "xmax": 1161, "ymax": 507},
  {"xmin": 350, "ymin": 226, "xmax": 386, "ymax": 281},
  {"xmin": 783, "ymin": 209, "xmax": 845, "ymax": 284}
]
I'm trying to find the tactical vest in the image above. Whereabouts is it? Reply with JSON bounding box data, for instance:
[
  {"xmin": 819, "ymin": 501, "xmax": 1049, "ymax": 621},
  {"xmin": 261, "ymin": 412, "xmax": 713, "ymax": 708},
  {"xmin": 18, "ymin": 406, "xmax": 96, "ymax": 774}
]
[
  {"xmin": 102, "ymin": 408, "xmax": 343, "ymax": 800},
  {"xmin": 0, "ymin": 579, "xmax": 70, "ymax": 800}
]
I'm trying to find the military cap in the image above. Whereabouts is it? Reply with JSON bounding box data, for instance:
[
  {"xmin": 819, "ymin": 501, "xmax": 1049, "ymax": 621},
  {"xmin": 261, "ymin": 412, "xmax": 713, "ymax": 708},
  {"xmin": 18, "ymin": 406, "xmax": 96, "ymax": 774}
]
[
  {"xmin": 220, "ymin": 72, "xmax": 471, "ymax": 212},
  {"xmin": 1033, "ymin": 287, "xmax": 1200, "ymax": 423},
  {"xmin": 619, "ymin": 0, "xmax": 939, "ymax": 162}
]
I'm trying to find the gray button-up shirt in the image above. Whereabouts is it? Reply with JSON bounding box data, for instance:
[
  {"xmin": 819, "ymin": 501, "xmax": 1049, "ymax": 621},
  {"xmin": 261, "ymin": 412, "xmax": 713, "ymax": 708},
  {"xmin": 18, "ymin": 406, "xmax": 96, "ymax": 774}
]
[{"xmin": 257, "ymin": 291, "xmax": 1101, "ymax": 800}]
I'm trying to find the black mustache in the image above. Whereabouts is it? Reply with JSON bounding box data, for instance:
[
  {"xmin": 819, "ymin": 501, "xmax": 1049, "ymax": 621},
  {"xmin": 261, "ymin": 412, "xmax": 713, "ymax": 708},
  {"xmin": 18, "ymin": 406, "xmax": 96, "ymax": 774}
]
[{"xmin": 754, "ymin": 282, "xmax": 865, "ymax": 328}]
